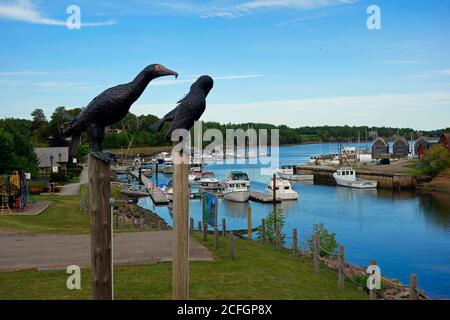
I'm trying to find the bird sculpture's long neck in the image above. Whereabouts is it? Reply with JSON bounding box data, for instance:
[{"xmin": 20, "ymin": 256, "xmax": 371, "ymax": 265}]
[{"xmin": 129, "ymin": 70, "xmax": 155, "ymax": 102}]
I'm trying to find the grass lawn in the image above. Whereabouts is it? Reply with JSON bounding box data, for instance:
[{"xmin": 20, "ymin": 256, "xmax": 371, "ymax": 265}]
[
  {"xmin": 110, "ymin": 146, "xmax": 172, "ymax": 156},
  {"xmin": 0, "ymin": 234, "xmax": 367, "ymax": 300},
  {"xmin": 0, "ymin": 195, "xmax": 90, "ymax": 235}
]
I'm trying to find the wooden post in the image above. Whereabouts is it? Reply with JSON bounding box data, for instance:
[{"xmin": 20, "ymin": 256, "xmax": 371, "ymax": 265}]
[
  {"xmin": 222, "ymin": 218, "xmax": 226, "ymax": 237},
  {"xmin": 409, "ymin": 274, "xmax": 418, "ymax": 300},
  {"xmin": 158, "ymin": 220, "xmax": 163, "ymax": 230},
  {"xmin": 261, "ymin": 219, "xmax": 266, "ymax": 244},
  {"xmin": 247, "ymin": 207, "xmax": 252, "ymax": 240},
  {"xmin": 338, "ymin": 245, "xmax": 345, "ymax": 289},
  {"xmin": 272, "ymin": 173, "xmax": 277, "ymax": 232},
  {"xmin": 292, "ymin": 229, "xmax": 297, "ymax": 258},
  {"xmin": 214, "ymin": 226, "xmax": 219, "ymax": 249},
  {"xmin": 172, "ymin": 148, "xmax": 190, "ymax": 300},
  {"xmin": 203, "ymin": 223, "xmax": 208, "ymax": 241},
  {"xmin": 88, "ymin": 154, "xmax": 112, "ymax": 300},
  {"xmin": 121, "ymin": 215, "xmax": 125, "ymax": 229},
  {"xmin": 314, "ymin": 232, "xmax": 320, "ymax": 273},
  {"xmin": 229, "ymin": 233, "xmax": 235, "ymax": 261},
  {"xmin": 190, "ymin": 217, "xmax": 194, "ymax": 236},
  {"xmin": 198, "ymin": 221, "xmax": 202, "ymax": 232},
  {"xmin": 275, "ymin": 224, "xmax": 281, "ymax": 249},
  {"xmin": 369, "ymin": 260, "xmax": 377, "ymax": 300}
]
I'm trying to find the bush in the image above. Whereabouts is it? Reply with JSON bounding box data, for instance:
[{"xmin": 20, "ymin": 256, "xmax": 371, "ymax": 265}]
[
  {"xmin": 421, "ymin": 144, "xmax": 450, "ymax": 176},
  {"xmin": 50, "ymin": 172, "xmax": 69, "ymax": 183},
  {"xmin": 258, "ymin": 209, "xmax": 285, "ymax": 245},
  {"xmin": 308, "ymin": 223, "xmax": 338, "ymax": 258}
]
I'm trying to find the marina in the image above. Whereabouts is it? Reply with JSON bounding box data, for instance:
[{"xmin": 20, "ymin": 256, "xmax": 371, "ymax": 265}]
[{"xmin": 136, "ymin": 143, "xmax": 450, "ymax": 299}]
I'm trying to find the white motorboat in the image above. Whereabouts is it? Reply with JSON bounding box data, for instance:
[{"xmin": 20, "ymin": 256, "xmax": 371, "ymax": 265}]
[
  {"xmin": 277, "ymin": 165, "xmax": 314, "ymax": 181},
  {"xmin": 162, "ymin": 160, "xmax": 174, "ymax": 174},
  {"xmin": 222, "ymin": 171, "xmax": 250, "ymax": 203},
  {"xmin": 333, "ymin": 167, "xmax": 377, "ymax": 189},
  {"xmin": 197, "ymin": 172, "xmax": 221, "ymax": 187},
  {"xmin": 266, "ymin": 178, "xmax": 299, "ymax": 201}
]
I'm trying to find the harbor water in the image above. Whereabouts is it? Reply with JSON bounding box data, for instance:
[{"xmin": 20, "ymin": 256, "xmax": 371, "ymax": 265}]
[{"xmin": 138, "ymin": 143, "xmax": 450, "ymax": 299}]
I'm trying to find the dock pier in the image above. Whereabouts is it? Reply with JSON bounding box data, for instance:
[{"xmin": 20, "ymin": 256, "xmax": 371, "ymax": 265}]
[{"xmin": 130, "ymin": 171, "xmax": 169, "ymax": 205}]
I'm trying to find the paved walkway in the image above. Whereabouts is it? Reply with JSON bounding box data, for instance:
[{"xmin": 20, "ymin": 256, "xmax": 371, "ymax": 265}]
[
  {"xmin": 58, "ymin": 166, "xmax": 88, "ymax": 196},
  {"xmin": 0, "ymin": 231, "xmax": 213, "ymax": 272},
  {"xmin": 9, "ymin": 201, "xmax": 51, "ymax": 216}
]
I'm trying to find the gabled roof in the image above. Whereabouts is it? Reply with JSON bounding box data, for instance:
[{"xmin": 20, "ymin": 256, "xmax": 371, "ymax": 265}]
[
  {"xmin": 393, "ymin": 136, "xmax": 409, "ymax": 146},
  {"xmin": 372, "ymin": 137, "xmax": 388, "ymax": 146},
  {"xmin": 34, "ymin": 147, "xmax": 69, "ymax": 168}
]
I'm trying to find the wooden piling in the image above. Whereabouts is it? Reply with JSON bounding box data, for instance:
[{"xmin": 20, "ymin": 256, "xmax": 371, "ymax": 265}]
[
  {"xmin": 88, "ymin": 154, "xmax": 112, "ymax": 300},
  {"xmin": 229, "ymin": 233, "xmax": 235, "ymax": 261},
  {"xmin": 198, "ymin": 221, "xmax": 202, "ymax": 232},
  {"xmin": 247, "ymin": 207, "xmax": 252, "ymax": 239},
  {"xmin": 338, "ymin": 245, "xmax": 344, "ymax": 289},
  {"xmin": 222, "ymin": 218, "xmax": 226, "ymax": 236},
  {"xmin": 172, "ymin": 148, "xmax": 190, "ymax": 300},
  {"xmin": 314, "ymin": 233, "xmax": 320, "ymax": 273},
  {"xmin": 292, "ymin": 229, "xmax": 297, "ymax": 257},
  {"xmin": 139, "ymin": 218, "xmax": 143, "ymax": 229},
  {"xmin": 409, "ymin": 274, "xmax": 418, "ymax": 300}
]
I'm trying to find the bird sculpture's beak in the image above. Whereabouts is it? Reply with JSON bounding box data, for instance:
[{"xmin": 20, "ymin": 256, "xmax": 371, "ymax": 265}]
[{"xmin": 163, "ymin": 66, "xmax": 178, "ymax": 79}]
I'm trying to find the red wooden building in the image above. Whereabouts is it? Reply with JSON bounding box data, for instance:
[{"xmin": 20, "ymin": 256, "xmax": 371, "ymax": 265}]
[{"xmin": 438, "ymin": 133, "xmax": 450, "ymax": 152}]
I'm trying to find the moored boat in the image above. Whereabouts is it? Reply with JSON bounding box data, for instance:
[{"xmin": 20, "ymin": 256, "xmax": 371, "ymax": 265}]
[
  {"xmin": 223, "ymin": 171, "xmax": 250, "ymax": 202},
  {"xmin": 266, "ymin": 178, "xmax": 299, "ymax": 201},
  {"xmin": 333, "ymin": 167, "xmax": 377, "ymax": 189},
  {"xmin": 277, "ymin": 165, "xmax": 314, "ymax": 181}
]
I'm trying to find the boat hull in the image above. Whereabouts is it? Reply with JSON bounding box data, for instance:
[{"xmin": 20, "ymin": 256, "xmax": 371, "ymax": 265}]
[
  {"xmin": 278, "ymin": 173, "xmax": 314, "ymax": 181},
  {"xmin": 333, "ymin": 173, "xmax": 377, "ymax": 189},
  {"xmin": 223, "ymin": 190, "xmax": 250, "ymax": 203}
]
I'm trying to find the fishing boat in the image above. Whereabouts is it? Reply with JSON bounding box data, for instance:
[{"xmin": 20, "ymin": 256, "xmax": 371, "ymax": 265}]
[
  {"xmin": 222, "ymin": 171, "xmax": 250, "ymax": 202},
  {"xmin": 197, "ymin": 172, "xmax": 221, "ymax": 187},
  {"xmin": 333, "ymin": 167, "xmax": 377, "ymax": 189},
  {"xmin": 162, "ymin": 160, "xmax": 174, "ymax": 174},
  {"xmin": 277, "ymin": 165, "xmax": 314, "ymax": 181},
  {"xmin": 266, "ymin": 178, "xmax": 299, "ymax": 201}
]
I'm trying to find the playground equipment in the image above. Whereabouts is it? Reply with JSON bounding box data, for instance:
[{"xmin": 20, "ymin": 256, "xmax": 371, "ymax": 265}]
[{"xmin": 0, "ymin": 170, "xmax": 27, "ymax": 213}]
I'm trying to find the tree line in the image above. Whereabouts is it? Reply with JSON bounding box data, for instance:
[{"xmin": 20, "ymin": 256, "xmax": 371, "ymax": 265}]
[{"xmin": 0, "ymin": 107, "xmax": 448, "ymax": 176}]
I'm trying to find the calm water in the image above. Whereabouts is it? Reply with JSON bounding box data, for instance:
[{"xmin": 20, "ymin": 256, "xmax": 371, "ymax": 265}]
[{"xmin": 137, "ymin": 144, "xmax": 450, "ymax": 299}]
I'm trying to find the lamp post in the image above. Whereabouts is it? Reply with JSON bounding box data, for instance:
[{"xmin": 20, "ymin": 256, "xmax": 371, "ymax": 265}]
[{"xmin": 49, "ymin": 155, "xmax": 54, "ymax": 194}]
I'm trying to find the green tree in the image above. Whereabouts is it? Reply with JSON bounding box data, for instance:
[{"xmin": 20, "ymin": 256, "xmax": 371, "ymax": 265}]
[
  {"xmin": 0, "ymin": 128, "xmax": 14, "ymax": 173},
  {"xmin": 259, "ymin": 209, "xmax": 285, "ymax": 245},
  {"xmin": 421, "ymin": 144, "xmax": 450, "ymax": 176},
  {"xmin": 31, "ymin": 108, "xmax": 47, "ymax": 131},
  {"xmin": 308, "ymin": 223, "xmax": 338, "ymax": 258}
]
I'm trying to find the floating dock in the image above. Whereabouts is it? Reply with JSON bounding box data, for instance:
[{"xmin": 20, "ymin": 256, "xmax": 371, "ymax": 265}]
[
  {"xmin": 249, "ymin": 192, "xmax": 282, "ymax": 203},
  {"xmin": 130, "ymin": 171, "xmax": 169, "ymax": 205}
]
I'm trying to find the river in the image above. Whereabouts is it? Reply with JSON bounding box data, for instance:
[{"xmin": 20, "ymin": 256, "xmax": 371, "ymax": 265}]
[{"xmin": 137, "ymin": 143, "xmax": 450, "ymax": 299}]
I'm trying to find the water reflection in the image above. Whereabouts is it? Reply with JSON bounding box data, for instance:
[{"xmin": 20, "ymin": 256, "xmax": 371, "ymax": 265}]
[{"xmin": 223, "ymin": 200, "xmax": 250, "ymax": 219}]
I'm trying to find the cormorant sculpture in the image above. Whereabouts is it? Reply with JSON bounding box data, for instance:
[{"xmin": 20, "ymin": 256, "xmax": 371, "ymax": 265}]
[
  {"xmin": 151, "ymin": 75, "xmax": 214, "ymax": 140},
  {"xmin": 63, "ymin": 64, "xmax": 178, "ymax": 161}
]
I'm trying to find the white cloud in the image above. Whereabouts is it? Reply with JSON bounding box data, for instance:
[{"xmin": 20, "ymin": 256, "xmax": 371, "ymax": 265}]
[
  {"xmin": 0, "ymin": 70, "xmax": 49, "ymax": 76},
  {"xmin": 159, "ymin": 0, "xmax": 357, "ymax": 18},
  {"xmin": 434, "ymin": 69, "xmax": 450, "ymax": 76},
  {"xmin": 0, "ymin": 0, "xmax": 115, "ymax": 26}
]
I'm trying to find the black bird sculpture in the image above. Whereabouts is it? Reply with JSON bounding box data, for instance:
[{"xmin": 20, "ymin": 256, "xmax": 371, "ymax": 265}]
[
  {"xmin": 63, "ymin": 64, "xmax": 178, "ymax": 161},
  {"xmin": 152, "ymin": 75, "xmax": 214, "ymax": 140}
]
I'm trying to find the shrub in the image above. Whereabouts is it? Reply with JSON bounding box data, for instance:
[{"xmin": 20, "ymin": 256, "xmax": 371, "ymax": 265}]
[
  {"xmin": 308, "ymin": 223, "xmax": 338, "ymax": 258},
  {"xmin": 421, "ymin": 144, "xmax": 450, "ymax": 176},
  {"xmin": 259, "ymin": 209, "xmax": 285, "ymax": 245}
]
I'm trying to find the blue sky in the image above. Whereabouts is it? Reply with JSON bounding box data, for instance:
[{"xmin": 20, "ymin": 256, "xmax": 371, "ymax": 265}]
[{"xmin": 0, "ymin": 0, "xmax": 449, "ymax": 130}]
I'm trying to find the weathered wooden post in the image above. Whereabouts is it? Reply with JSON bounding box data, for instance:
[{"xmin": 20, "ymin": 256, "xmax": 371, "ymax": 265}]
[
  {"xmin": 88, "ymin": 154, "xmax": 112, "ymax": 300},
  {"xmin": 198, "ymin": 221, "xmax": 202, "ymax": 233},
  {"xmin": 247, "ymin": 207, "xmax": 252, "ymax": 240},
  {"xmin": 203, "ymin": 223, "xmax": 208, "ymax": 241},
  {"xmin": 369, "ymin": 260, "xmax": 377, "ymax": 300},
  {"xmin": 275, "ymin": 224, "xmax": 281, "ymax": 250},
  {"xmin": 214, "ymin": 226, "xmax": 219, "ymax": 249},
  {"xmin": 292, "ymin": 229, "xmax": 297, "ymax": 258},
  {"xmin": 222, "ymin": 218, "xmax": 226, "ymax": 237},
  {"xmin": 314, "ymin": 232, "xmax": 320, "ymax": 273},
  {"xmin": 272, "ymin": 173, "xmax": 277, "ymax": 233},
  {"xmin": 229, "ymin": 233, "xmax": 235, "ymax": 261},
  {"xmin": 158, "ymin": 220, "xmax": 163, "ymax": 230},
  {"xmin": 139, "ymin": 217, "xmax": 143, "ymax": 229},
  {"xmin": 338, "ymin": 245, "xmax": 345, "ymax": 289},
  {"xmin": 190, "ymin": 217, "xmax": 194, "ymax": 236},
  {"xmin": 409, "ymin": 274, "xmax": 418, "ymax": 300},
  {"xmin": 172, "ymin": 146, "xmax": 190, "ymax": 300},
  {"xmin": 261, "ymin": 219, "xmax": 266, "ymax": 244}
]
